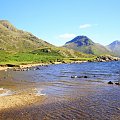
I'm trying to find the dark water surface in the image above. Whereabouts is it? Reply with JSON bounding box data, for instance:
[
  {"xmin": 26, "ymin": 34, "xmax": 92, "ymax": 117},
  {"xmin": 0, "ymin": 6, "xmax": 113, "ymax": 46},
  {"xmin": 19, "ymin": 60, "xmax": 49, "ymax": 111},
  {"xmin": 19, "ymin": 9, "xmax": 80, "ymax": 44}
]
[
  {"xmin": 12, "ymin": 61, "xmax": 120, "ymax": 82},
  {"xmin": 0, "ymin": 61, "xmax": 120, "ymax": 120}
]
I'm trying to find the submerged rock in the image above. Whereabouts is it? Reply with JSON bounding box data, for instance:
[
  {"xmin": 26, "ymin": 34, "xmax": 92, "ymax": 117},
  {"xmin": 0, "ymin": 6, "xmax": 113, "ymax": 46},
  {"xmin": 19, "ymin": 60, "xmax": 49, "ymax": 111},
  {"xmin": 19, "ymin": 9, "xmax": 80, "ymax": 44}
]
[
  {"xmin": 115, "ymin": 82, "xmax": 120, "ymax": 85},
  {"xmin": 35, "ymin": 67, "xmax": 40, "ymax": 70},
  {"xmin": 83, "ymin": 76, "xmax": 88, "ymax": 78},
  {"xmin": 108, "ymin": 81, "xmax": 113, "ymax": 84}
]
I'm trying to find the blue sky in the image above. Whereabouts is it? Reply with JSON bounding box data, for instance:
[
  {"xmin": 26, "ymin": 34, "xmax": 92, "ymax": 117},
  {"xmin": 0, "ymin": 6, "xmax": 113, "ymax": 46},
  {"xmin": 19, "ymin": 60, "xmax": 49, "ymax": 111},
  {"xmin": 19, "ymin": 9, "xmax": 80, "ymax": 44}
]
[{"xmin": 1, "ymin": 0, "xmax": 120, "ymax": 46}]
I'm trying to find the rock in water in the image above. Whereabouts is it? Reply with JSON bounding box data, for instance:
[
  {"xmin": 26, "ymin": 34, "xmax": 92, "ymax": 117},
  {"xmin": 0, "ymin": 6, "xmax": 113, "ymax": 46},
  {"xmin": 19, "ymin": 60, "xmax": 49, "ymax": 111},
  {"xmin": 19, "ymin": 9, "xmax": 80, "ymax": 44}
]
[
  {"xmin": 108, "ymin": 81, "xmax": 113, "ymax": 84},
  {"xmin": 115, "ymin": 82, "xmax": 120, "ymax": 85}
]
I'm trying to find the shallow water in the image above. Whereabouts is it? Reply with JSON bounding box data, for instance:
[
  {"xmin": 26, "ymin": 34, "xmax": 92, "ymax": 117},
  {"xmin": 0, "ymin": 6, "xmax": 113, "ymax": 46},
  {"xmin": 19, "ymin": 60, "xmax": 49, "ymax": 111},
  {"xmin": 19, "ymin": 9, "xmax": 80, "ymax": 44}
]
[
  {"xmin": 0, "ymin": 61, "xmax": 120, "ymax": 119},
  {"xmin": 8, "ymin": 61, "xmax": 120, "ymax": 97},
  {"xmin": 11, "ymin": 61, "xmax": 120, "ymax": 82}
]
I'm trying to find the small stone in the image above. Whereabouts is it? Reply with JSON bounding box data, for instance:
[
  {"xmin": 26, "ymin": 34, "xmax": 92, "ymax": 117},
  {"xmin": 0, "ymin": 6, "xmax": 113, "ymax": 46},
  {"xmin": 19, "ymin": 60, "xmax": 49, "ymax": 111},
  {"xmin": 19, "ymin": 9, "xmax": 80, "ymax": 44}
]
[
  {"xmin": 108, "ymin": 81, "xmax": 113, "ymax": 84},
  {"xmin": 115, "ymin": 82, "xmax": 120, "ymax": 85},
  {"xmin": 84, "ymin": 76, "xmax": 88, "ymax": 78}
]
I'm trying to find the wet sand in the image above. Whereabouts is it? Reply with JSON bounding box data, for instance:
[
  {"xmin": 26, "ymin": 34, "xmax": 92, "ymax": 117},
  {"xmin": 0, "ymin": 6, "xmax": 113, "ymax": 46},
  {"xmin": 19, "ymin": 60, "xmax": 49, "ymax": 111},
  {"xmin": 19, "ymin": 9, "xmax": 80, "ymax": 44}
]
[
  {"xmin": 0, "ymin": 77, "xmax": 46, "ymax": 112},
  {"xmin": 0, "ymin": 91, "xmax": 46, "ymax": 110}
]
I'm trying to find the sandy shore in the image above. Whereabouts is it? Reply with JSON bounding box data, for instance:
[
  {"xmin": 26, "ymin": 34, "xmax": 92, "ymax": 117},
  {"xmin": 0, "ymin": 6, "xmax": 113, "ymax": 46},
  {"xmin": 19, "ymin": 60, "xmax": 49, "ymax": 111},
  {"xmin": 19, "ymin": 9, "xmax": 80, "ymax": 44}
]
[
  {"xmin": 0, "ymin": 63, "xmax": 45, "ymax": 71},
  {"xmin": 0, "ymin": 61, "xmax": 87, "ymax": 71},
  {"xmin": 19, "ymin": 63, "xmax": 47, "ymax": 68},
  {"xmin": 0, "ymin": 62, "xmax": 63, "ymax": 71},
  {"xmin": 0, "ymin": 67, "xmax": 11, "ymax": 71},
  {"xmin": 0, "ymin": 89, "xmax": 46, "ymax": 111}
]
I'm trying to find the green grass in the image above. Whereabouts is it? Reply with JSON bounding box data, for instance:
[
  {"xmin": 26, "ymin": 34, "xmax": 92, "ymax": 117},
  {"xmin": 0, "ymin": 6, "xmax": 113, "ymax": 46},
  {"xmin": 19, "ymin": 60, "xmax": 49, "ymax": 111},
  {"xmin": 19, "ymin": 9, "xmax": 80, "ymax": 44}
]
[
  {"xmin": 0, "ymin": 50, "xmax": 63, "ymax": 65},
  {"xmin": 0, "ymin": 47, "xmax": 96, "ymax": 66}
]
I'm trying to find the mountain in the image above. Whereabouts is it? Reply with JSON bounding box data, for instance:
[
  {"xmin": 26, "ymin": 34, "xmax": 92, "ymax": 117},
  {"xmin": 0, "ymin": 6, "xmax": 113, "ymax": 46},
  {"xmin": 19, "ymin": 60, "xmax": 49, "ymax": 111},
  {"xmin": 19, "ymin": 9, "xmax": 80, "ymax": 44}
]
[
  {"xmin": 64, "ymin": 36, "xmax": 112, "ymax": 56},
  {"xmin": 0, "ymin": 20, "xmax": 94, "ymax": 61},
  {"xmin": 107, "ymin": 40, "xmax": 120, "ymax": 57},
  {"xmin": 0, "ymin": 20, "xmax": 51, "ymax": 52}
]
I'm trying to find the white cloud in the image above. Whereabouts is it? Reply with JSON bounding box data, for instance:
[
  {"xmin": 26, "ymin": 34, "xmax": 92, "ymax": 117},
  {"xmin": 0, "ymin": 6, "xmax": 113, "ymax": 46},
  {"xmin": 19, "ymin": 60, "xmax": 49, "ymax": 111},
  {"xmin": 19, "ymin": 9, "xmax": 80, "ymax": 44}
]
[
  {"xmin": 58, "ymin": 33, "xmax": 76, "ymax": 40},
  {"xmin": 79, "ymin": 24, "xmax": 92, "ymax": 29},
  {"xmin": 79, "ymin": 24, "xmax": 98, "ymax": 29}
]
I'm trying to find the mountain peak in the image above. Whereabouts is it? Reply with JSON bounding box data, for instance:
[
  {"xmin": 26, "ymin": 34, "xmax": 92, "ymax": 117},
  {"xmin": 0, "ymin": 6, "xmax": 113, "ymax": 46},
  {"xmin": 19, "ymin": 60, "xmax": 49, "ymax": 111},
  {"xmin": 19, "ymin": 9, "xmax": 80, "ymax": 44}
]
[
  {"xmin": 109, "ymin": 40, "xmax": 120, "ymax": 46},
  {"xmin": 0, "ymin": 20, "xmax": 9, "ymax": 23},
  {"xmin": 0, "ymin": 20, "xmax": 17, "ymax": 32},
  {"xmin": 114, "ymin": 40, "xmax": 120, "ymax": 42},
  {"xmin": 107, "ymin": 40, "xmax": 120, "ymax": 57},
  {"xmin": 65, "ymin": 35, "xmax": 94, "ymax": 46},
  {"xmin": 64, "ymin": 35, "xmax": 112, "ymax": 55}
]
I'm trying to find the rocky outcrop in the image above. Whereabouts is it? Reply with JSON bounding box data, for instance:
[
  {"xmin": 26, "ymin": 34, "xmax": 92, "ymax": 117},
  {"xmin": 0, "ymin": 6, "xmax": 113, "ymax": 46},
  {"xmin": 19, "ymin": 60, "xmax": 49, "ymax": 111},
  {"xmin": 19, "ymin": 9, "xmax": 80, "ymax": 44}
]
[{"xmin": 93, "ymin": 55, "xmax": 120, "ymax": 62}]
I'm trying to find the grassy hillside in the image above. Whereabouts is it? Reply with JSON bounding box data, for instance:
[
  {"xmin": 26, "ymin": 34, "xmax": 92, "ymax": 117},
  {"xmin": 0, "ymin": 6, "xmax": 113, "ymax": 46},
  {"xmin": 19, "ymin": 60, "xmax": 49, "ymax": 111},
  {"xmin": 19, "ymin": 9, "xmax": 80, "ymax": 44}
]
[
  {"xmin": 0, "ymin": 20, "xmax": 52, "ymax": 52},
  {"xmin": 0, "ymin": 50, "xmax": 62, "ymax": 65},
  {"xmin": 0, "ymin": 47, "xmax": 95, "ymax": 65}
]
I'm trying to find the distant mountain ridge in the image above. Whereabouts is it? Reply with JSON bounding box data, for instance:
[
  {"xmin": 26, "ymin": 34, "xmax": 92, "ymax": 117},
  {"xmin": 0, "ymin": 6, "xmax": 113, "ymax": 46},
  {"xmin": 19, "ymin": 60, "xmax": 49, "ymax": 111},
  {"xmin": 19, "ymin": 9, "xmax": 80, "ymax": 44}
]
[
  {"xmin": 107, "ymin": 40, "xmax": 120, "ymax": 57},
  {"xmin": 64, "ymin": 36, "xmax": 112, "ymax": 56}
]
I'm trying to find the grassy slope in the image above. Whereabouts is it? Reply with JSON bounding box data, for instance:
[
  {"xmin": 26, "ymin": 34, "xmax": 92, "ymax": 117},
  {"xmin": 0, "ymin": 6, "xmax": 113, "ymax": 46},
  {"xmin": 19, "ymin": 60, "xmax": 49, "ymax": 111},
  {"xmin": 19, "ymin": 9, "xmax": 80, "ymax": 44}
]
[
  {"xmin": 0, "ymin": 47, "xmax": 95, "ymax": 65},
  {"xmin": 0, "ymin": 51, "xmax": 62, "ymax": 65},
  {"xmin": 0, "ymin": 20, "xmax": 51, "ymax": 52}
]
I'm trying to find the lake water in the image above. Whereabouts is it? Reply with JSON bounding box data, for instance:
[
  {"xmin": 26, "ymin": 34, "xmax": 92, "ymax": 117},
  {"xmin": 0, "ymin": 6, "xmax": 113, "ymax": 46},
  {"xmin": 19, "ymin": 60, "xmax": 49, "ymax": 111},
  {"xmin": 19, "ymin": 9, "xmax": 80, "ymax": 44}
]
[
  {"xmin": 9, "ymin": 61, "xmax": 120, "ymax": 96},
  {"xmin": 0, "ymin": 61, "xmax": 120, "ymax": 119},
  {"xmin": 13, "ymin": 61, "xmax": 120, "ymax": 83}
]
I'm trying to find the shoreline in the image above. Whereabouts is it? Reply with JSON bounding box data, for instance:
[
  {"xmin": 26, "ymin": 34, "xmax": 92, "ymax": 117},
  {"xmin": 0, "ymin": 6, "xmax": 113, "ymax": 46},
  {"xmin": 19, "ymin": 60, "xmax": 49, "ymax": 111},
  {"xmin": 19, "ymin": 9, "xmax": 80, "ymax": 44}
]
[
  {"xmin": 0, "ymin": 54, "xmax": 119, "ymax": 71},
  {"xmin": 0, "ymin": 61, "xmax": 87, "ymax": 71}
]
